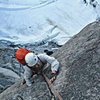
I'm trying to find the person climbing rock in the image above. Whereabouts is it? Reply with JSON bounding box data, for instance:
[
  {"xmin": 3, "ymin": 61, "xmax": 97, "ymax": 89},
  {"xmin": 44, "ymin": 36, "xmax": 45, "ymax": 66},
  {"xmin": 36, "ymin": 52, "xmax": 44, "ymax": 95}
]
[{"xmin": 15, "ymin": 48, "xmax": 60, "ymax": 86}]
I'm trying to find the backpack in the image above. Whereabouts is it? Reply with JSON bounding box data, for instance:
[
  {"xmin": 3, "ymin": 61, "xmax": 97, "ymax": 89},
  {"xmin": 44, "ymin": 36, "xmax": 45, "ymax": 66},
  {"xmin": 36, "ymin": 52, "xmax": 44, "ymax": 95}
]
[{"xmin": 15, "ymin": 48, "xmax": 30, "ymax": 65}]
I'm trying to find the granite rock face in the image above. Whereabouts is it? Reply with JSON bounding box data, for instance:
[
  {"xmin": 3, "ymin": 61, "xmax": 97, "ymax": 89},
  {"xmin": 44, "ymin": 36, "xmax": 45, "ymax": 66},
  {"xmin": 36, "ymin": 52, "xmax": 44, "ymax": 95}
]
[
  {"xmin": 0, "ymin": 21, "xmax": 100, "ymax": 100},
  {"xmin": 0, "ymin": 48, "xmax": 20, "ymax": 93}
]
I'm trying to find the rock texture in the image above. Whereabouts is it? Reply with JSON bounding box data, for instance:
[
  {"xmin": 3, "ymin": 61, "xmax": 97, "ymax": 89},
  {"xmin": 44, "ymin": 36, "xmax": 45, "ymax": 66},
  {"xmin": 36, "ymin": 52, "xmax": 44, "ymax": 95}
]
[
  {"xmin": 0, "ymin": 39, "xmax": 60, "ymax": 94},
  {"xmin": 0, "ymin": 48, "xmax": 20, "ymax": 93},
  {"xmin": 0, "ymin": 21, "xmax": 100, "ymax": 100}
]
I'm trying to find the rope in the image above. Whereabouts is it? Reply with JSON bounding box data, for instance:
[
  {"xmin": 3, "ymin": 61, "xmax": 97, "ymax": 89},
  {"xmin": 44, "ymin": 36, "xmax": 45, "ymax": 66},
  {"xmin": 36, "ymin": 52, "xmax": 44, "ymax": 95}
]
[
  {"xmin": 41, "ymin": 73, "xmax": 63, "ymax": 100},
  {"xmin": 41, "ymin": 73, "xmax": 55, "ymax": 99}
]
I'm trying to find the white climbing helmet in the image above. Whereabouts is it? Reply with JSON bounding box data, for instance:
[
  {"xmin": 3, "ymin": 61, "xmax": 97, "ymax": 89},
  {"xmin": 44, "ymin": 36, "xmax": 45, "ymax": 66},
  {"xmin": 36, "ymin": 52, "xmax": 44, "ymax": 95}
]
[{"xmin": 25, "ymin": 52, "xmax": 38, "ymax": 67}]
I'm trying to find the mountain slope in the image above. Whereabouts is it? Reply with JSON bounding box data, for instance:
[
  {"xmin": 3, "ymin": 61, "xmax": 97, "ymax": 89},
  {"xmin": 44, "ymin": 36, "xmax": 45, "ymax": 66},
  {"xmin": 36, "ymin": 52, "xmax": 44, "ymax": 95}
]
[{"xmin": 0, "ymin": 21, "xmax": 100, "ymax": 100}]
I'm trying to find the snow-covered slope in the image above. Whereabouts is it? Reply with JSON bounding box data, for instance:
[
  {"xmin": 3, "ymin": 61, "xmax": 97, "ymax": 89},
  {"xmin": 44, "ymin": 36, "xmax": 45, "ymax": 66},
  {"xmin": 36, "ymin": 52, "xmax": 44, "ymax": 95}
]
[{"xmin": 0, "ymin": 0, "xmax": 100, "ymax": 45}]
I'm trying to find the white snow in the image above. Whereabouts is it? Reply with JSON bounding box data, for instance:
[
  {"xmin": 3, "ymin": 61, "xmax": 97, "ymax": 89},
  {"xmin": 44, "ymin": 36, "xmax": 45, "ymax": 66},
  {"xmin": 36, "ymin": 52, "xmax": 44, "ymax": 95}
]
[{"xmin": 0, "ymin": 0, "xmax": 99, "ymax": 45}]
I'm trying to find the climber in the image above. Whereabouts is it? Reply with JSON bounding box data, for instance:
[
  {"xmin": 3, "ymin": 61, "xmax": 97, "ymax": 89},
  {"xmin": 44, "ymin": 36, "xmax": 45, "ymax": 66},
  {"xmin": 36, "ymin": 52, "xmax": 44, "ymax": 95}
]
[{"xmin": 15, "ymin": 48, "xmax": 60, "ymax": 86}]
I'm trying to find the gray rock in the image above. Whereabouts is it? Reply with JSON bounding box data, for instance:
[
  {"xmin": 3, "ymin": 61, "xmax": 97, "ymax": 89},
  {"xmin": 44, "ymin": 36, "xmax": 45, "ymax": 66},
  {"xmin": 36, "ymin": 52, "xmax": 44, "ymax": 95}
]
[{"xmin": 0, "ymin": 21, "xmax": 100, "ymax": 100}]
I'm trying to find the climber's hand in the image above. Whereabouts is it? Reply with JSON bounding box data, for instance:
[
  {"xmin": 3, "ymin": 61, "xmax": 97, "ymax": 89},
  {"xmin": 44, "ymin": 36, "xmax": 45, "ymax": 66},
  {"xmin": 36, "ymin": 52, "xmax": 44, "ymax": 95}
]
[
  {"xmin": 51, "ymin": 70, "xmax": 57, "ymax": 74},
  {"xmin": 49, "ymin": 76, "xmax": 56, "ymax": 84},
  {"xmin": 49, "ymin": 70, "xmax": 58, "ymax": 84}
]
